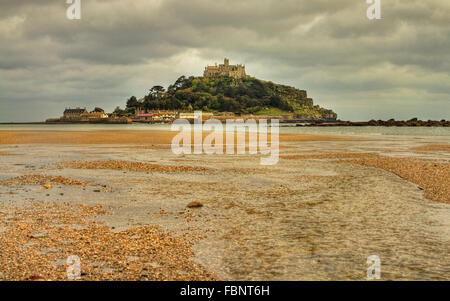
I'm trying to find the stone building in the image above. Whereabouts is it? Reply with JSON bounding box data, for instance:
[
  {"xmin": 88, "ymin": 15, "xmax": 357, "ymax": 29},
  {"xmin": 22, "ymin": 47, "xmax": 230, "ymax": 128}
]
[
  {"xmin": 63, "ymin": 107, "xmax": 87, "ymax": 120},
  {"xmin": 83, "ymin": 107, "xmax": 108, "ymax": 119},
  {"xmin": 204, "ymin": 58, "xmax": 246, "ymax": 79},
  {"xmin": 62, "ymin": 107, "xmax": 107, "ymax": 121}
]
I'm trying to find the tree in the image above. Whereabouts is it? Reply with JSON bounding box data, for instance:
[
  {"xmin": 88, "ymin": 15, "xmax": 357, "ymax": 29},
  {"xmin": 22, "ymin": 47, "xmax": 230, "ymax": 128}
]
[
  {"xmin": 149, "ymin": 86, "xmax": 165, "ymax": 99},
  {"xmin": 126, "ymin": 96, "xmax": 139, "ymax": 109},
  {"xmin": 173, "ymin": 75, "xmax": 188, "ymax": 90},
  {"xmin": 113, "ymin": 106, "xmax": 125, "ymax": 117},
  {"xmin": 122, "ymin": 76, "xmax": 315, "ymax": 114}
]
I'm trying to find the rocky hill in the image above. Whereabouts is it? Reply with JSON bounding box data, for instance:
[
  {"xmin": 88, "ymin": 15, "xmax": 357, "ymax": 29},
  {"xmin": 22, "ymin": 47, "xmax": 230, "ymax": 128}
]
[{"xmin": 126, "ymin": 75, "xmax": 337, "ymax": 121}]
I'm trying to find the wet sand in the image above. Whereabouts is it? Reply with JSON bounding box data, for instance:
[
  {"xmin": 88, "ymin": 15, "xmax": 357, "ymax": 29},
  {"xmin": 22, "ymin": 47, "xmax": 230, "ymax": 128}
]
[
  {"xmin": 0, "ymin": 130, "xmax": 449, "ymax": 280},
  {"xmin": 282, "ymin": 153, "xmax": 450, "ymax": 204},
  {"xmin": 342, "ymin": 155, "xmax": 449, "ymax": 204},
  {"xmin": 0, "ymin": 130, "xmax": 352, "ymax": 145},
  {"xmin": 411, "ymin": 144, "xmax": 450, "ymax": 153}
]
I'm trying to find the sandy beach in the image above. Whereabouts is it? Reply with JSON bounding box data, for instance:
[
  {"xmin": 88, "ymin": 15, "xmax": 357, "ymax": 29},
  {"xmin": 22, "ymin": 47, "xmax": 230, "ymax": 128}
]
[
  {"xmin": 0, "ymin": 130, "xmax": 352, "ymax": 145},
  {"xmin": 0, "ymin": 129, "xmax": 449, "ymax": 280}
]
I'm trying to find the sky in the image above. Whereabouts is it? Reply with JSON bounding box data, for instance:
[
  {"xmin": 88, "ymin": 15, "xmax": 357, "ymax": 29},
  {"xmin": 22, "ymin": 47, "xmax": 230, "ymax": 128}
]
[{"xmin": 0, "ymin": 0, "xmax": 449, "ymax": 122}]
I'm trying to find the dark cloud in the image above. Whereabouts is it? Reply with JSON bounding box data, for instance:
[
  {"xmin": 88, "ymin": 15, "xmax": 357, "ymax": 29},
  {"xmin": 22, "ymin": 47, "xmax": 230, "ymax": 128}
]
[{"xmin": 0, "ymin": 0, "xmax": 449, "ymax": 121}]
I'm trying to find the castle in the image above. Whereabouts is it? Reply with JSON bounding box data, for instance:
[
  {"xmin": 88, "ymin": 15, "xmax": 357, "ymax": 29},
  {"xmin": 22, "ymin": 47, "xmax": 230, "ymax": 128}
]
[{"xmin": 204, "ymin": 58, "xmax": 246, "ymax": 79}]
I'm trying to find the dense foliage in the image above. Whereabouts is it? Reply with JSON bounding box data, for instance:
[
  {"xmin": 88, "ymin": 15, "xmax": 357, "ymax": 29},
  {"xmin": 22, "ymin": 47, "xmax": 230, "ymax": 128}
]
[{"xmin": 124, "ymin": 75, "xmax": 337, "ymax": 119}]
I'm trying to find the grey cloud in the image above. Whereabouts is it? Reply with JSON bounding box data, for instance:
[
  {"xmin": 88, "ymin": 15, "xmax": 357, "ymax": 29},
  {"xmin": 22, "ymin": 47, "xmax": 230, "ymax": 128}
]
[{"xmin": 0, "ymin": 0, "xmax": 449, "ymax": 121}]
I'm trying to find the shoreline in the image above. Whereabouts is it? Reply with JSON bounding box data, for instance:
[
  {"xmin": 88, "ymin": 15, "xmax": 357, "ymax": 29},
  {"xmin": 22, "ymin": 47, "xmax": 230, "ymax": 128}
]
[{"xmin": 1, "ymin": 118, "xmax": 449, "ymax": 127}]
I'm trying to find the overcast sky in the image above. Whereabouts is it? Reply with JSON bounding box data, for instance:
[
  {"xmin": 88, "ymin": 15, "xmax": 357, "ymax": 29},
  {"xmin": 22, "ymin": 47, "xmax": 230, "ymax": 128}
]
[{"xmin": 0, "ymin": 0, "xmax": 449, "ymax": 121}]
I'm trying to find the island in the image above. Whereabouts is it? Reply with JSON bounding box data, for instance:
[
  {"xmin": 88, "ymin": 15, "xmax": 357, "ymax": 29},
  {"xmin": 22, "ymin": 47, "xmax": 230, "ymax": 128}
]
[
  {"xmin": 111, "ymin": 58, "xmax": 338, "ymax": 123},
  {"xmin": 43, "ymin": 59, "xmax": 448, "ymax": 126}
]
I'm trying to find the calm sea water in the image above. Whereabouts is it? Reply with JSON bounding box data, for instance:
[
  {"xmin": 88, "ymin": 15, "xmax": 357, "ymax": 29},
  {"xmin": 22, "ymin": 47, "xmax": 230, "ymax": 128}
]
[{"xmin": 1, "ymin": 123, "xmax": 450, "ymax": 137}]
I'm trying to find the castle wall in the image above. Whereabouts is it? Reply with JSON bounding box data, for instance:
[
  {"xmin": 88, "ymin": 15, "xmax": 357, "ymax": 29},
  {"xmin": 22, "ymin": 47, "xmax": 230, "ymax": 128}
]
[{"xmin": 204, "ymin": 59, "xmax": 246, "ymax": 79}]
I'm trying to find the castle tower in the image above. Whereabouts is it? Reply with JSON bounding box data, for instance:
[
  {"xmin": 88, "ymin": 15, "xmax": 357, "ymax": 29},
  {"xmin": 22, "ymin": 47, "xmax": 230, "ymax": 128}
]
[{"xmin": 204, "ymin": 58, "xmax": 246, "ymax": 79}]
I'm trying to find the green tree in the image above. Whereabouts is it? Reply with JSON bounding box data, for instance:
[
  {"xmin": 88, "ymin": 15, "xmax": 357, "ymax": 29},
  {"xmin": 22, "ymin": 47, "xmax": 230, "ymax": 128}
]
[
  {"xmin": 126, "ymin": 96, "xmax": 139, "ymax": 113},
  {"xmin": 149, "ymin": 86, "xmax": 165, "ymax": 99},
  {"xmin": 113, "ymin": 106, "xmax": 125, "ymax": 117}
]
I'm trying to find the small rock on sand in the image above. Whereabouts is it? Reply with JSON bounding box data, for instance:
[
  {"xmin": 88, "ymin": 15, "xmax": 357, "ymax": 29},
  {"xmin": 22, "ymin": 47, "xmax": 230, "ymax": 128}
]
[
  {"xmin": 42, "ymin": 183, "xmax": 52, "ymax": 189},
  {"xmin": 187, "ymin": 201, "xmax": 203, "ymax": 208}
]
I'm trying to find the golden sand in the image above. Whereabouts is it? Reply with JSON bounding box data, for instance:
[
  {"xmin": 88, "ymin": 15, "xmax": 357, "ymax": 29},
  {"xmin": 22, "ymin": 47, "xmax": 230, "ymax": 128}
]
[
  {"xmin": 282, "ymin": 151, "xmax": 449, "ymax": 204},
  {"xmin": 58, "ymin": 160, "xmax": 207, "ymax": 173},
  {"xmin": 344, "ymin": 155, "xmax": 450, "ymax": 204},
  {"xmin": 0, "ymin": 130, "xmax": 354, "ymax": 145},
  {"xmin": 280, "ymin": 153, "xmax": 450, "ymax": 204},
  {"xmin": 281, "ymin": 153, "xmax": 377, "ymax": 160},
  {"xmin": 0, "ymin": 175, "xmax": 91, "ymax": 187},
  {"xmin": 0, "ymin": 203, "xmax": 217, "ymax": 281},
  {"xmin": 411, "ymin": 144, "xmax": 450, "ymax": 153},
  {"xmin": 283, "ymin": 152, "xmax": 449, "ymax": 204},
  {"xmin": 102, "ymin": 144, "xmax": 294, "ymax": 151}
]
